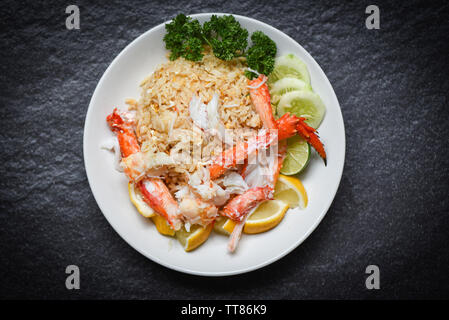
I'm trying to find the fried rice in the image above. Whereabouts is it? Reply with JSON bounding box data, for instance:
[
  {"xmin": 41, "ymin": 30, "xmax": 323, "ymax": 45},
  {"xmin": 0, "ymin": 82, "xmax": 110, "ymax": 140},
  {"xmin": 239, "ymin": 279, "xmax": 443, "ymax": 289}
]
[{"xmin": 127, "ymin": 50, "xmax": 262, "ymax": 193}]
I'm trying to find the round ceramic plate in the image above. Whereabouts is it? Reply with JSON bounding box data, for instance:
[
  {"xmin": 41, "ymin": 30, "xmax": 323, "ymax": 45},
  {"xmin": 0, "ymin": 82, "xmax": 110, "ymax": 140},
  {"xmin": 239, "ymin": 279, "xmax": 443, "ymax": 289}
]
[{"xmin": 83, "ymin": 13, "xmax": 345, "ymax": 276}]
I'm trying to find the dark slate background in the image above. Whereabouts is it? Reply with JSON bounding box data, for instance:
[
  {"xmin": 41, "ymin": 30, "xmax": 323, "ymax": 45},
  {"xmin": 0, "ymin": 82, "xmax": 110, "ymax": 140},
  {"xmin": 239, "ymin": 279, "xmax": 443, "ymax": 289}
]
[{"xmin": 1, "ymin": 0, "xmax": 448, "ymax": 299}]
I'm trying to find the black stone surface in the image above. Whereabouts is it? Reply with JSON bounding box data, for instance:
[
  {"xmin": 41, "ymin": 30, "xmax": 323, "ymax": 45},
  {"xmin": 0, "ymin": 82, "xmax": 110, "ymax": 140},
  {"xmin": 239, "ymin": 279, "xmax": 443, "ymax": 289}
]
[{"xmin": 1, "ymin": 0, "xmax": 448, "ymax": 299}]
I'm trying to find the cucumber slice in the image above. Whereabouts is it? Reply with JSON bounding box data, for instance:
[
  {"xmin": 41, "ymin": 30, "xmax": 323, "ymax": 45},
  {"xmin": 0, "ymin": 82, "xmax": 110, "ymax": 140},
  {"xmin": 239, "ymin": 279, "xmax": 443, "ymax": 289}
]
[
  {"xmin": 270, "ymin": 77, "xmax": 311, "ymax": 95},
  {"xmin": 278, "ymin": 90, "xmax": 326, "ymax": 128},
  {"xmin": 270, "ymin": 77, "xmax": 311, "ymax": 106},
  {"xmin": 268, "ymin": 54, "xmax": 311, "ymax": 84}
]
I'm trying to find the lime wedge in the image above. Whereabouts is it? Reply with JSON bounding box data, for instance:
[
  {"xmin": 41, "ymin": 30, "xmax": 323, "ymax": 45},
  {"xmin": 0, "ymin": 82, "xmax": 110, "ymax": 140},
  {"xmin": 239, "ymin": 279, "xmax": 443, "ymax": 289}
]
[
  {"xmin": 280, "ymin": 135, "xmax": 310, "ymax": 175},
  {"xmin": 277, "ymin": 90, "xmax": 325, "ymax": 129},
  {"xmin": 268, "ymin": 54, "xmax": 311, "ymax": 84}
]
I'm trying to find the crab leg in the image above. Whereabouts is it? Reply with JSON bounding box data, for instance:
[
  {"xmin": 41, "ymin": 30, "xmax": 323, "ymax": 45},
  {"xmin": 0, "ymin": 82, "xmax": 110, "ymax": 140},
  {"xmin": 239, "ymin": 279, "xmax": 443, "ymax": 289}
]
[
  {"xmin": 224, "ymin": 77, "xmax": 289, "ymax": 252},
  {"xmin": 222, "ymin": 75, "xmax": 323, "ymax": 252},
  {"xmin": 106, "ymin": 108, "xmax": 140, "ymax": 158},
  {"xmin": 295, "ymin": 117, "xmax": 327, "ymax": 165},
  {"xmin": 106, "ymin": 108, "xmax": 182, "ymax": 230},
  {"xmin": 222, "ymin": 142, "xmax": 286, "ymax": 222},
  {"xmin": 209, "ymin": 128, "xmax": 279, "ymax": 180},
  {"xmin": 209, "ymin": 112, "xmax": 326, "ymax": 180},
  {"xmin": 209, "ymin": 74, "xmax": 326, "ymax": 180},
  {"xmin": 249, "ymin": 75, "xmax": 277, "ymax": 129},
  {"xmin": 249, "ymin": 75, "xmax": 326, "ymax": 162},
  {"xmin": 138, "ymin": 178, "xmax": 182, "ymax": 230},
  {"xmin": 209, "ymin": 75, "xmax": 277, "ymax": 180},
  {"xmin": 222, "ymin": 187, "xmax": 273, "ymax": 221},
  {"xmin": 226, "ymin": 143, "xmax": 286, "ymax": 252}
]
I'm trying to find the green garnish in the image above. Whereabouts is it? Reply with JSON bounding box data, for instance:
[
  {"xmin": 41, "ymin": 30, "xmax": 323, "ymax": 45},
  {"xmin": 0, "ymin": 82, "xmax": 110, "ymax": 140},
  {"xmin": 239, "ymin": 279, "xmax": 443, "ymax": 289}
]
[
  {"xmin": 203, "ymin": 15, "xmax": 248, "ymax": 61},
  {"xmin": 163, "ymin": 14, "xmax": 204, "ymax": 61},
  {"xmin": 246, "ymin": 31, "xmax": 277, "ymax": 78},
  {"xmin": 244, "ymin": 70, "xmax": 258, "ymax": 80},
  {"xmin": 163, "ymin": 14, "xmax": 277, "ymax": 77}
]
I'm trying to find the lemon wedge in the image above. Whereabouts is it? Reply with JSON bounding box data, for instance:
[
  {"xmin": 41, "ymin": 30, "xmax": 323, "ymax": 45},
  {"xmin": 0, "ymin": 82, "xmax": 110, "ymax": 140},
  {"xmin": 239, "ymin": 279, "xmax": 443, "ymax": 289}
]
[
  {"xmin": 213, "ymin": 216, "xmax": 231, "ymax": 235},
  {"xmin": 274, "ymin": 174, "xmax": 308, "ymax": 209},
  {"xmin": 219, "ymin": 200, "xmax": 289, "ymax": 235},
  {"xmin": 152, "ymin": 215, "xmax": 175, "ymax": 236},
  {"xmin": 213, "ymin": 216, "xmax": 239, "ymax": 235},
  {"xmin": 215, "ymin": 175, "xmax": 307, "ymax": 235},
  {"xmin": 128, "ymin": 182, "xmax": 155, "ymax": 218},
  {"xmin": 223, "ymin": 218, "xmax": 237, "ymax": 235},
  {"xmin": 176, "ymin": 223, "xmax": 214, "ymax": 252},
  {"xmin": 244, "ymin": 200, "xmax": 289, "ymax": 234}
]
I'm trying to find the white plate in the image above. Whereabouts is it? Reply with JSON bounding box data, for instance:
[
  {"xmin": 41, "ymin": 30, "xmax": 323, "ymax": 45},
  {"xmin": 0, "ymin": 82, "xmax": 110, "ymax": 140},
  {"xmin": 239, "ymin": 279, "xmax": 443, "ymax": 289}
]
[{"xmin": 83, "ymin": 13, "xmax": 345, "ymax": 276}]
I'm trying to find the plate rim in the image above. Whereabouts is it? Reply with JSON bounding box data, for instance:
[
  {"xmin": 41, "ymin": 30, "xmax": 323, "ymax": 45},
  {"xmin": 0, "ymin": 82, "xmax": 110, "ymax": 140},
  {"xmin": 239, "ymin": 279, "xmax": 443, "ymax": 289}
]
[{"xmin": 83, "ymin": 12, "xmax": 346, "ymax": 277}]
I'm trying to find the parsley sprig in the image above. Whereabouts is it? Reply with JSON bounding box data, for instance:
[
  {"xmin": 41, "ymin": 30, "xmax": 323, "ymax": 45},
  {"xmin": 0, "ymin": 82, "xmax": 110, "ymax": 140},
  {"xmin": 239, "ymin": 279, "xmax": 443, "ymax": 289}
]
[
  {"xmin": 202, "ymin": 15, "xmax": 248, "ymax": 61},
  {"xmin": 163, "ymin": 14, "xmax": 277, "ymax": 78},
  {"xmin": 163, "ymin": 14, "xmax": 205, "ymax": 61},
  {"xmin": 245, "ymin": 31, "xmax": 277, "ymax": 79}
]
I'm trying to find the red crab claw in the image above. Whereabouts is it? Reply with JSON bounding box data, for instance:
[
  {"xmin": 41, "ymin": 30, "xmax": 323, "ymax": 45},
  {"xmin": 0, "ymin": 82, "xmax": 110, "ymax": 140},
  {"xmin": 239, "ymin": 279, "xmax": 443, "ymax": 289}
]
[{"xmin": 296, "ymin": 117, "xmax": 327, "ymax": 166}]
